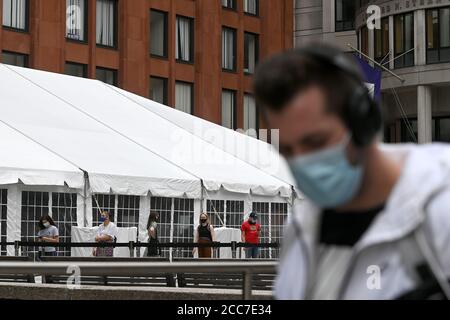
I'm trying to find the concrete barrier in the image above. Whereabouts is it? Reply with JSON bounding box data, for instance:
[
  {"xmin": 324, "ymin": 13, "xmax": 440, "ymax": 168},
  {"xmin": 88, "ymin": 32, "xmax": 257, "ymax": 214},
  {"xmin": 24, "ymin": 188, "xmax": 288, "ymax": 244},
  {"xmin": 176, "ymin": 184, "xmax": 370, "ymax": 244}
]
[{"xmin": 0, "ymin": 282, "xmax": 273, "ymax": 300}]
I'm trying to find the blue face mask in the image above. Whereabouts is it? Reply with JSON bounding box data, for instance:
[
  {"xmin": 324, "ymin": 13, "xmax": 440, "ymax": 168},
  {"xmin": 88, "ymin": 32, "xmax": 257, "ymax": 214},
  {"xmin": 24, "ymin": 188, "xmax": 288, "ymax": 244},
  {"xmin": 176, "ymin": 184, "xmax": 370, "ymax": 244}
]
[
  {"xmin": 287, "ymin": 135, "xmax": 364, "ymax": 209},
  {"xmin": 99, "ymin": 216, "xmax": 106, "ymax": 222}
]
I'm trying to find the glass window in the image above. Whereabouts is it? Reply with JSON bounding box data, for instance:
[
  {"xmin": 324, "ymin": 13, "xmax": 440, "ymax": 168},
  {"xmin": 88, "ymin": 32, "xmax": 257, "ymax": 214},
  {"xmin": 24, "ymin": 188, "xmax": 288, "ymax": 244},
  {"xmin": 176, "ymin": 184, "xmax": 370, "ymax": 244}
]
[
  {"xmin": 2, "ymin": 51, "xmax": 28, "ymax": 67},
  {"xmin": 66, "ymin": 0, "xmax": 87, "ymax": 41},
  {"xmin": 244, "ymin": 94, "xmax": 258, "ymax": 137},
  {"xmin": 374, "ymin": 17, "xmax": 389, "ymax": 63},
  {"xmin": 96, "ymin": 0, "xmax": 117, "ymax": 47},
  {"xmin": 150, "ymin": 10, "xmax": 168, "ymax": 57},
  {"xmin": 427, "ymin": 7, "xmax": 450, "ymax": 64},
  {"xmin": 222, "ymin": 27, "xmax": 236, "ymax": 71},
  {"xmin": 222, "ymin": 90, "xmax": 236, "ymax": 129},
  {"xmin": 244, "ymin": 32, "xmax": 258, "ymax": 74},
  {"xmin": 335, "ymin": 0, "xmax": 355, "ymax": 32},
  {"xmin": 65, "ymin": 62, "xmax": 87, "ymax": 78},
  {"xmin": 440, "ymin": 8, "xmax": 450, "ymax": 48},
  {"xmin": 2, "ymin": 0, "xmax": 28, "ymax": 30},
  {"xmin": 400, "ymin": 119, "xmax": 418, "ymax": 143},
  {"xmin": 150, "ymin": 76, "xmax": 168, "ymax": 105},
  {"xmin": 175, "ymin": 81, "xmax": 193, "ymax": 114},
  {"xmin": 394, "ymin": 12, "xmax": 414, "ymax": 68},
  {"xmin": 221, "ymin": 0, "xmax": 236, "ymax": 10},
  {"xmin": 360, "ymin": 26, "xmax": 369, "ymax": 56},
  {"xmin": 436, "ymin": 118, "xmax": 450, "ymax": 142},
  {"xmin": 244, "ymin": 0, "xmax": 258, "ymax": 16},
  {"xmin": 176, "ymin": 16, "xmax": 194, "ymax": 63},
  {"xmin": 96, "ymin": 67, "xmax": 117, "ymax": 86}
]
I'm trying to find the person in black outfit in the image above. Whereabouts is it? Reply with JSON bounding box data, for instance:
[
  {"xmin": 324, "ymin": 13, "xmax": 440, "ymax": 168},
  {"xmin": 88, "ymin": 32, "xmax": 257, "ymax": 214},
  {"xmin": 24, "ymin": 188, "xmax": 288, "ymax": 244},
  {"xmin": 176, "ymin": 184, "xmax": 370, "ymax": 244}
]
[
  {"xmin": 193, "ymin": 213, "xmax": 216, "ymax": 258},
  {"xmin": 146, "ymin": 211, "xmax": 160, "ymax": 257}
]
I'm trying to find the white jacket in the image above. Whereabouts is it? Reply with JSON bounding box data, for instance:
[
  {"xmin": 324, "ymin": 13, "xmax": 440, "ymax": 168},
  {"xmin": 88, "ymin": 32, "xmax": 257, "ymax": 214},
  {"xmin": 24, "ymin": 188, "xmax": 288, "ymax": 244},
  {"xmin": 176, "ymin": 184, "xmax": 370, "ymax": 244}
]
[{"xmin": 275, "ymin": 143, "xmax": 450, "ymax": 300}]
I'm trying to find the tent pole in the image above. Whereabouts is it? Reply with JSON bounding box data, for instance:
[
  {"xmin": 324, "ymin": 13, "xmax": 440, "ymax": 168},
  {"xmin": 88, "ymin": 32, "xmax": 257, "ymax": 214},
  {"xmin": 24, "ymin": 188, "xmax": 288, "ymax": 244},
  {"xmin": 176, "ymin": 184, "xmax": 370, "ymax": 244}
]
[
  {"xmin": 200, "ymin": 179, "xmax": 205, "ymax": 214},
  {"xmin": 83, "ymin": 170, "xmax": 89, "ymax": 228}
]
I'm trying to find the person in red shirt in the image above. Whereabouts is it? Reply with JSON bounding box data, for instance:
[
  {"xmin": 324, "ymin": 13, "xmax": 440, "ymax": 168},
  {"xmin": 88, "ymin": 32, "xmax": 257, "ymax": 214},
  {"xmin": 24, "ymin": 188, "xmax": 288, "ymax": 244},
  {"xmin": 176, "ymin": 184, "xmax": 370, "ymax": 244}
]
[{"xmin": 241, "ymin": 212, "xmax": 261, "ymax": 259}]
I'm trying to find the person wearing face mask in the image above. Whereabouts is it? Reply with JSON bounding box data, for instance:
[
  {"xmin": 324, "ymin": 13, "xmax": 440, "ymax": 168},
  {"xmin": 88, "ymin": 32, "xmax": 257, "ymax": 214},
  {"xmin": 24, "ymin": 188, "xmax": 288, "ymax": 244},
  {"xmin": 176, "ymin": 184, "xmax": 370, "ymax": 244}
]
[
  {"xmin": 193, "ymin": 213, "xmax": 215, "ymax": 258},
  {"xmin": 253, "ymin": 44, "xmax": 450, "ymax": 300},
  {"xmin": 37, "ymin": 214, "xmax": 59, "ymax": 257},
  {"xmin": 145, "ymin": 211, "xmax": 160, "ymax": 257},
  {"xmin": 241, "ymin": 212, "xmax": 261, "ymax": 259},
  {"xmin": 93, "ymin": 211, "xmax": 118, "ymax": 257}
]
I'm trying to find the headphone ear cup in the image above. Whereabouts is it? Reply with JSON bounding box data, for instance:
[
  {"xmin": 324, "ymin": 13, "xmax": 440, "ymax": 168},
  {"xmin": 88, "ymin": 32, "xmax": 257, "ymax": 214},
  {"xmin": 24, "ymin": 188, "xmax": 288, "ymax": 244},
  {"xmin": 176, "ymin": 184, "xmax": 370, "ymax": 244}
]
[{"xmin": 345, "ymin": 86, "xmax": 383, "ymax": 147}]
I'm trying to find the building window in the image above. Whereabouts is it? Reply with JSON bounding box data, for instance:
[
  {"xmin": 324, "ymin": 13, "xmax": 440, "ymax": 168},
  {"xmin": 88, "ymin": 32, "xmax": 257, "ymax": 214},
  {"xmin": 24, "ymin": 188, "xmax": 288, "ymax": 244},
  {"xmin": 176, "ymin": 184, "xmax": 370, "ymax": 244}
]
[
  {"xmin": 400, "ymin": 118, "xmax": 444, "ymax": 143},
  {"xmin": 92, "ymin": 194, "xmax": 115, "ymax": 225},
  {"xmin": 66, "ymin": 0, "xmax": 87, "ymax": 41},
  {"xmin": 51, "ymin": 193, "xmax": 77, "ymax": 257},
  {"xmin": 244, "ymin": 0, "xmax": 258, "ymax": 16},
  {"xmin": 394, "ymin": 12, "xmax": 414, "ymax": 68},
  {"xmin": 65, "ymin": 62, "xmax": 87, "ymax": 78},
  {"xmin": 117, "ymin": 195, "xmax": 140, "ymax": 229},
  {"xmin": 244, "ymin": 94, "xmax": 258, "ymax": 136},
  {"xmin": 96, "ymin": 67, "xmax": 117, "ymax": 86},
  {"xmin": 225, "ymin": 200, "xmax": 244, "ymax": 229},
  {"xmin": 175, "ymin": 81, "xmax": 193, "ymax": 114},
  {"xmin": 173, "ymin": 198, "xmax": 194, "ymax": 258},
  {"xmin": 0, "ymin": 189, "xmax": 7, "ymax": 256},
  {"xmin": 2, "ymin": 51, "xmax": 28, "ymax": 67},
  {"xmin": 150, "ymin": 10, "xmax": 168, "ymax": 58},
  {"xmin": 21, "ymin": 191, "xmax": 49, "ymax": 258},
  {"xmin": 96, "ymin": 0, "xmax": 117, "ymax": 48},
  {"xmin": 374, "ymin": 17, "xmax": 389, "ymax": 64},
  {"xmin": 176, "ymin": 15, "xmax": 194, "ymax": 63},
  {"xmin": 427, "ymin": 7, "xmax": 450, "ymax": 64},
  {"xmin": 436, "ymin": 117, "xmax": 450, "ymax": 142},
  {"xmin": 150, "ymin": 76, "xmax": 168, "ymax": 105},
  {"xmin": 222, "ymin": 90, "xmax": 236, "ymax": 130},
  {"xmin": 244, "ymin": 32, "xmax": 258, "ymax": 74},
  {"xmin": 222, "ymin": 27, "xmax": 236, "ymax": 71},
  {"xmin": 2, "ymin": 0, "xmax": 28, "ymax": 31},
  {"xmin": 221, "ymin": 0, "xmax": 236, "ymax": 10},
  {"xmin": 360, "ymin": 26, "xmax": 369, "ymax": 56},
  {"xmin": 335, "ymin": 0, "xmax": 355, "ymax": 32}
]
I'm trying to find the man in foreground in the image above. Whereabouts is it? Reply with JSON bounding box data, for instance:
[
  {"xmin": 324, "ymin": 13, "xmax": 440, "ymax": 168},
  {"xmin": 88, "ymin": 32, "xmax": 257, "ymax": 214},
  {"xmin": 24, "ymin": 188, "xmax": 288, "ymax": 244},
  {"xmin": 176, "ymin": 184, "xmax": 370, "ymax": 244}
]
[{"xmin": 253, "ymin": 44, "xmax": 450, "ymax": 299}]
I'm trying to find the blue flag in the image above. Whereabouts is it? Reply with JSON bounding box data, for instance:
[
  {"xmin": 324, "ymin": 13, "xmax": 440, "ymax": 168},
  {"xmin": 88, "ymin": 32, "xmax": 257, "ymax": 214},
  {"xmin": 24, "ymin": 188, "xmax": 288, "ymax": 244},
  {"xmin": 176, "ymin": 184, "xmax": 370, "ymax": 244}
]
[{"xmin": 353, "ymin": 54, "xmax": 382, "ymax": 102}]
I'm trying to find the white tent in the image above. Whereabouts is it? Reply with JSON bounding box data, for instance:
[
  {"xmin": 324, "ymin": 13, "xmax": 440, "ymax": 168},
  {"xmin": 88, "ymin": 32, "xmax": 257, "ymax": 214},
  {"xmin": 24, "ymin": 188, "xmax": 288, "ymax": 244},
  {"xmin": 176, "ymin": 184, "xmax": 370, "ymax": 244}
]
[{"xmin": 0, "ymin": 64, "xmax": 296, "ymax": 258}]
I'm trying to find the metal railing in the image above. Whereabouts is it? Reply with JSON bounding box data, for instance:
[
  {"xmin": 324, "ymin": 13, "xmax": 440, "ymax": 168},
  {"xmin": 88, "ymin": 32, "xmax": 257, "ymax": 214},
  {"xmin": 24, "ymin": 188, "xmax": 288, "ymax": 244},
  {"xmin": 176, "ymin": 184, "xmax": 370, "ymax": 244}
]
[
  {"xmin": 0, "ymin": 241, "xmax": 280, "ymax": 259},
  {"xmin": 0, "ymin": 260, "xmax": 277, "ymax": 300}
]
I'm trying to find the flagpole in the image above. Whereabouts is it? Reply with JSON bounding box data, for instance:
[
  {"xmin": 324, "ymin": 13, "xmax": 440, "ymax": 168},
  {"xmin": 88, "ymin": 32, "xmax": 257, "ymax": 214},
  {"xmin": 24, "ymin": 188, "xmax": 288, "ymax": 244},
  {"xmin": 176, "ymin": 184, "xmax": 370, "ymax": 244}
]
[{"xmin": 347, "ymin": 44, "xmax": 405, "ymax": 83}]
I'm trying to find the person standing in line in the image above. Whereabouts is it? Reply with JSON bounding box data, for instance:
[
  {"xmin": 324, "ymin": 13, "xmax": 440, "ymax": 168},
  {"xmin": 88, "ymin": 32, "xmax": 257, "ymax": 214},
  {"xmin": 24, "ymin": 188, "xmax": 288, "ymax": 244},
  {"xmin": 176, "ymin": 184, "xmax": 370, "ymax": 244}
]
[
  {"xmin": 241, "ymin": 212, "xmax": 261, "ymax": 259},
  {"xmin": 37, "ymin": 214, "xmax": 60, "ymax": 257},
  {"xmin": 193, "ymin": 213, "xmax": 215, "ymax": 258},
  {"xmin": 146, "ymin": 211, "xmax": 160, "ymax": 257},
  {"xmin": 93, "ymin": 211, "xmax": 118, "ymax": 257}
]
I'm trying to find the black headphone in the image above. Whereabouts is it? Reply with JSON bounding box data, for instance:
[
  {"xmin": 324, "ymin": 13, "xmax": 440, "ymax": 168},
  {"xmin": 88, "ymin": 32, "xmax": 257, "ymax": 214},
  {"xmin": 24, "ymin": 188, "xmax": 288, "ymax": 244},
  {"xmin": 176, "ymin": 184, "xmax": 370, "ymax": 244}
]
[{"xmin": 297, "ymin": 46, "xmax": 383, "ymax": 147}]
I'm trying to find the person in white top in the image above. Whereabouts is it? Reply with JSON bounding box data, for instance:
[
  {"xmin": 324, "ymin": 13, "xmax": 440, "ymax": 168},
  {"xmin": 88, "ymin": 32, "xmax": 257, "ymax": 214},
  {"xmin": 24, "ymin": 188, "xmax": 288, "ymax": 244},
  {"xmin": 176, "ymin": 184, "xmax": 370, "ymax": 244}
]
[
  {"xmin": 93, "ymin": 211, "xmax": 118, "ymax": 257},
  {"xmin": 253, "ymin": 44, "xmax": 450, "ymax": 300}
]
